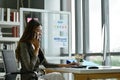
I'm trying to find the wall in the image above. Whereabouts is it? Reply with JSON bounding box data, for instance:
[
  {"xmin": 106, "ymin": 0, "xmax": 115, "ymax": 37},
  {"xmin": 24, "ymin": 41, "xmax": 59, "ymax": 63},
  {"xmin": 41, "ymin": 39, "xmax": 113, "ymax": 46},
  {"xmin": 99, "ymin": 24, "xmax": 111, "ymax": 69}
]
[
  {"xmin": 0, "ymin": 0, "xmax": 17, "ymax": 9},
  {"xmin": 0, "ymin": 0, "xmax": 4, "ymax": 7},
  {"xmin": 0, "ymin": 0, "xmax": 44, "ymax": 9},
  {"xmin": 31, "ymin": 0, "xmax": 44, "ymax": 9}
]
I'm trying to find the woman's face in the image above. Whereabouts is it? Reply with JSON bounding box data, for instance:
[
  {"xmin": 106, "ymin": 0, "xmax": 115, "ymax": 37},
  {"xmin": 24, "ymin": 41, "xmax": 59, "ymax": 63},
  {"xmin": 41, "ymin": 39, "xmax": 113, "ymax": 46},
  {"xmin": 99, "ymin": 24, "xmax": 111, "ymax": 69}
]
[{"xmin": 34, "ymin": 25, "xmax": 42, "ymax": 40}]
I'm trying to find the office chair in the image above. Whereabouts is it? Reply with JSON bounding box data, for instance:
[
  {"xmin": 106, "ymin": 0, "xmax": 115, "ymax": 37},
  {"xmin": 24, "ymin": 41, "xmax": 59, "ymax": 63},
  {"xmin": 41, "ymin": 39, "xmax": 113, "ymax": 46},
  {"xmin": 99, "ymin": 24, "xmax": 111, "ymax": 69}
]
[{"xmin": 2, "ymin": 50, "xmax": 38, "ymax": 80}]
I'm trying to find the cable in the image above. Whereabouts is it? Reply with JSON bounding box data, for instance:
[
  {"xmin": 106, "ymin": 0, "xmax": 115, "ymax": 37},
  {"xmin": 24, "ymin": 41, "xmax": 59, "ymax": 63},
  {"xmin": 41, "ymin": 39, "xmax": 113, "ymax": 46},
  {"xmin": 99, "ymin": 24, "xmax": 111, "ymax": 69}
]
[
  {"xmin": 28, "ymin": 0, "xmax": 31, "ymax": 8},
  {"xmin": 21, "ymin": 0, "xmax": 24, "ymax": 7},
  {"xmin": 17, "ymin": 0, "xmax": 19, "ymax": 10}
]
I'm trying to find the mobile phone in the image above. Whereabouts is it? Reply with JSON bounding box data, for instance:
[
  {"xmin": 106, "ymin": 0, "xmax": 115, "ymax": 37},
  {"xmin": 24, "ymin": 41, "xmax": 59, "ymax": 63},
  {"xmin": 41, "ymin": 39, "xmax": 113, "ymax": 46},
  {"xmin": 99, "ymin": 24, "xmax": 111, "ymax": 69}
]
[
  {"xmin": 34, "ymin": 32, "xmax": 40, "ymax": 41},
  {"xmin": 34, "ymin": 32, "xmax": 37, "ymax": 39}
]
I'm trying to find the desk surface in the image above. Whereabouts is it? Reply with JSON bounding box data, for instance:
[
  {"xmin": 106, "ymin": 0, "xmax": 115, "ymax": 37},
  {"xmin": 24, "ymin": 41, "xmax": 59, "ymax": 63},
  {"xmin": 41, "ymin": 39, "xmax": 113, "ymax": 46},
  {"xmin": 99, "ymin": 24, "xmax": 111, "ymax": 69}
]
[{"xmin": 47, "ymin": 66, "xmax": 120, "ymax": 74}]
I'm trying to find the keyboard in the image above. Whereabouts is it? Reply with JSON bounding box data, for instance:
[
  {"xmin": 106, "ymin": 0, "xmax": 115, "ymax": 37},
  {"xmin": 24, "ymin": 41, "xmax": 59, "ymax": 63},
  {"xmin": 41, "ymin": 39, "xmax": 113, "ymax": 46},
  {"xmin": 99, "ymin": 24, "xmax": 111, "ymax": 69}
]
[{"xmin": 72, "ymin": 65, "xmax": 87, "ymax": 68}]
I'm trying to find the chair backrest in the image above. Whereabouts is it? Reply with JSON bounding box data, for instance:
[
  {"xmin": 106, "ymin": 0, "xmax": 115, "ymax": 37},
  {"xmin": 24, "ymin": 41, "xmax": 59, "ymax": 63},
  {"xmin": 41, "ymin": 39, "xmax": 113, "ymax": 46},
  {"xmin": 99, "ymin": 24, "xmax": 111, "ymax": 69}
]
[
  {"xmin": 2, "ymin": 50, "xmax": 18, "ymax": 74},
  {"xmin": 2, "ymin": 50, "xmax": 38, "ymax": 80}
]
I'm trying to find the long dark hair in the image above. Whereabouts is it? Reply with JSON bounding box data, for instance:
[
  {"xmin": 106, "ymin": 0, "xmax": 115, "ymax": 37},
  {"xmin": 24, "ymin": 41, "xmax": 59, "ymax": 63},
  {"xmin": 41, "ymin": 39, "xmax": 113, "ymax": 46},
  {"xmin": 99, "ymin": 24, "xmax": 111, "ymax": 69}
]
[
  {"xmin": 16, "ymin": 19, "xmax": 41, "ymax": 61},
  {"xmin": 20, "ymin": 19, "xmax": 41, "ymax": 42}
]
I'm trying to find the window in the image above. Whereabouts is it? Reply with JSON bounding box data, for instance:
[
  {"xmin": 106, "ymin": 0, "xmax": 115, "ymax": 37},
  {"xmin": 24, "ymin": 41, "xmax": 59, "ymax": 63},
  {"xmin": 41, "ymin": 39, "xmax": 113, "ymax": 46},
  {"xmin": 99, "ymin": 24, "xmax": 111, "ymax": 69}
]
[
  {"xmin": 111, "ymin": 56, "xmax": 120, "ymax": 66},
  {"xmin": 89, "ymin": 0, "xmax": 102, "ymax": 52},
  {"xmin": 87, "ymin": 56, "xmax": 103, "ymax": 65},
  {"xmin": 71, "ymin": 0, "xmax": 75, "ymax": 53},
  {"xmin": 109, "ymin": 0, "xmax": 120, "ymax": 52}
]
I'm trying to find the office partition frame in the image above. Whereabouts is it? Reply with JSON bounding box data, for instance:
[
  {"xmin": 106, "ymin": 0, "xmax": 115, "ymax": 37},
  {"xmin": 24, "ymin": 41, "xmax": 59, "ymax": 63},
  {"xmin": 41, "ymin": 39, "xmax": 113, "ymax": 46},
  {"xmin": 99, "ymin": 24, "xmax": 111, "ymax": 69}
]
[{"xmin": 20, "ymin": 8, "xmax": 72, "ymax": 61}]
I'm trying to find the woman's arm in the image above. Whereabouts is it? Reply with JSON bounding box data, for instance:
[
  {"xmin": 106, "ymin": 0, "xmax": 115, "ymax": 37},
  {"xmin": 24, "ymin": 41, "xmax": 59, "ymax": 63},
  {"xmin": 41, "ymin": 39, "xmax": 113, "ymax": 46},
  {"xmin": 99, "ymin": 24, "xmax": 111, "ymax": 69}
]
[
  {"xmin": 43, "ymin": 59, "xmax": 78, "ymax": 68},
  {"xmin": 39, "ymin": 49, "xmax": 78, "ymax": 68},
  {"xmin": 38, "ymin": 49, "xmax": 59, "ymax": 68}
]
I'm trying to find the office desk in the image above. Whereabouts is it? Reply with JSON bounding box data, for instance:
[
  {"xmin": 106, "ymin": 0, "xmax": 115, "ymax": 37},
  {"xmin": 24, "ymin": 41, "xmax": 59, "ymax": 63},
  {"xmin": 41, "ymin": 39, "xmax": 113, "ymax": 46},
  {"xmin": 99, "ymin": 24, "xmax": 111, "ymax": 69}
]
[{"xmin": 46, "ymin": 66, "xmax": 120, "ymax": 80}]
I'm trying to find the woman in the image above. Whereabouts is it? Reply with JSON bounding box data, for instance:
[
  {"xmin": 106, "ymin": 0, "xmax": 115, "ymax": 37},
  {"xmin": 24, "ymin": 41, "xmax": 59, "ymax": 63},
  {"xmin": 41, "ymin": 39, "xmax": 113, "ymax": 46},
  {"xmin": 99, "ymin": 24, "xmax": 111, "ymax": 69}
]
[{"xmin": 15, "ymin": 19, "xmax": 78, "ymax": 80}]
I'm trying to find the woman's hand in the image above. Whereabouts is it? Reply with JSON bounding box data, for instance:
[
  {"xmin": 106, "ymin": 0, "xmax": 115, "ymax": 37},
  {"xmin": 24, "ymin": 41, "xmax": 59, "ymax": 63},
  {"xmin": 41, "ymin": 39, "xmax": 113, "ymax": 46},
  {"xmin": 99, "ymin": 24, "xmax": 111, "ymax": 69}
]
[
  {"xmin": 58, "ymin": 62, "xmax": 79, "ymax": 68},
  {"xmin": 32, "ymin": 38, "xmax": 40, "ymax": 50},
  {"xmin": 67, "ymin": 62, "xmax": 79, "ymax": 67},
  {"xmin": 31, "ymin": 32, "xmax": 40, "ymax": 56}
]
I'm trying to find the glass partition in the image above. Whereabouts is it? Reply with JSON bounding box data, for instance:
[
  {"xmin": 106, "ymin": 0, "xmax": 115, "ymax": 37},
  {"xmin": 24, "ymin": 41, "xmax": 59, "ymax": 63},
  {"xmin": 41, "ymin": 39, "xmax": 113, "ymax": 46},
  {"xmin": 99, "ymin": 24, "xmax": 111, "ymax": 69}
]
[{"xmin": 20, "ymin": 8, "xmax": 71, "ymax": 60}]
